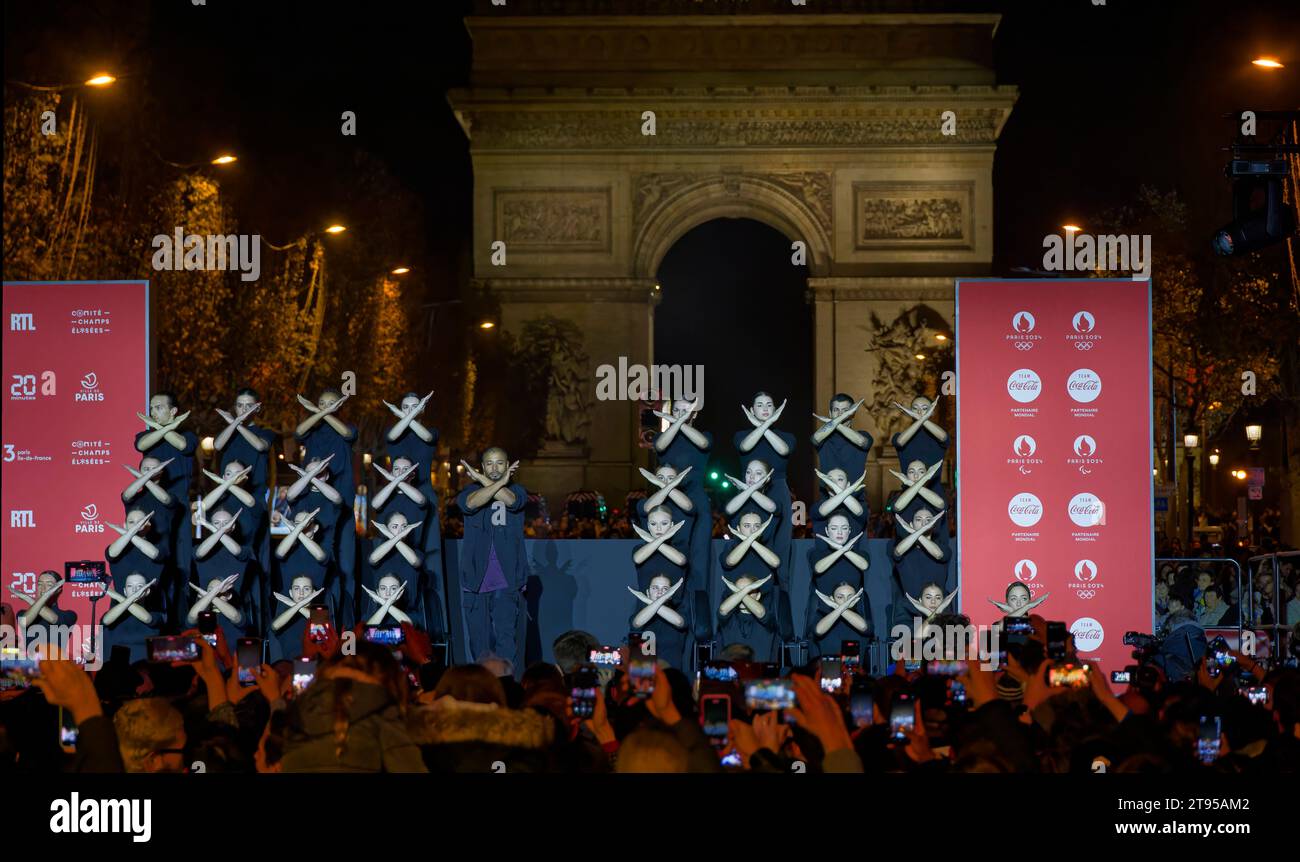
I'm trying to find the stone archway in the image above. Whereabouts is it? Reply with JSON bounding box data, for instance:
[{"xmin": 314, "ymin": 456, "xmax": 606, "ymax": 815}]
[{"xmin": 450, "ymin": 5, "xmax": 1017, "ymax": 513}]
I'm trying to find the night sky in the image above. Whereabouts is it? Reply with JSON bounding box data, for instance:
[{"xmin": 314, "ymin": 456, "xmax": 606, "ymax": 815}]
[{"xmin": 5, "ymin": 0, "xmax": 1297, "ymax": 486}]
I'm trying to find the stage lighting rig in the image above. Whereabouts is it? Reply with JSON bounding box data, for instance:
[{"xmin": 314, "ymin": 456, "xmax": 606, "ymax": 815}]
[{"xmin": 1212, "ymin": 110, "xmax": 1300, "ymax": 256}]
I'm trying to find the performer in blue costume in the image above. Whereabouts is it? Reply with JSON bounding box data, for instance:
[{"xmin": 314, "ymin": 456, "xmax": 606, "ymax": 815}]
[
  {"xmin": 214, "ymin": 387, "xmax": 276, "ymax": 572},
  {"xmin": 11, "ymin": 571, "xmax": 78, "ymax": 653},
  {"xmin": 380, "ymin": 390, "xmax": 445, "ymax": 638},
  {"xmin": 294, "ymin": 388, "xmax": 357, "ymax": 624},
  {"xmin": 733, "ymin": 392, "xmax": 796, "ymax": 588},
  {"xmin": 805, "ymin": 514, "xmax": 872, "ymax": 660},
  {"xmin": 723, "ymin": 466, "xmax": 793, "ymax": 640},
  {"xmin": 284, "ymin": 456, "xmax": 349, "ymax": 626},
  {"xmin": 887, "ymin": 395, "xmax": 953, "ymax": 628},
  {"xmin": 455, "ymin": 447, "xmax": 528, "ymax": 672},
  {"xmin": 811, "ymin": 392, "xmax": 873, "ymax": 483},
  {"xmin": 362, "ymin": 511, "xmax": 426, "ymax": 635},
  {"xmin": 268, "ymin": 574, "xmax": 321, "ymax": 662},
  {"xmin": 270, "ymin": 509, "xmax": 337, "ymax": 660},
  {"xmin": 102, "ymin": 571, "xmax": 167, "ymax": 664},
  {"xmin": 121, "ymin": 456, "xmax": 181, "ymax": 559},
  {"xmin": 811, "ymin": 467, "xmax": 869, "ymax": 538},
  {"xmin": 889, "ymin": 505, "xmax": 952, "ymax": 629},
  {"xmin": 190, "ymin": 507, "xmax": 259, "ymax": 642},
  {"xmin": 652, "ymin": 398, "xmax": 713, "ymax": 594},
  {"xmin": 629, "ymin": 503, "xmax": 692, "ymax": 670},
  {"xmin": 134, "ymin": 391, "xmax": 198, "ymax": 608},
  {"xmin": 715, "ymin": 571, "xmax": 782, "ymax": 664},
  {"xmin": 106, "ymin": 508, "xmax": 169, "ymax": 624}
]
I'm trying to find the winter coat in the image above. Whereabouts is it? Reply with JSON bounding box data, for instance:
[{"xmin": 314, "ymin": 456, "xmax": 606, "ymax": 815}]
[
  {"xmin": 280, "ymin": 678, "xmax": 427, "ymax": 773},
  {"xmin": 408, "ymin": 698, "xmax": 556, "ymax": 773}
]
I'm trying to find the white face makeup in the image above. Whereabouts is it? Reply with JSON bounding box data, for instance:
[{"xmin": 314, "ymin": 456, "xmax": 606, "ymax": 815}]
[
  {"xmin": 829, "ymin": 399, "xmax": 853, "ymax": 420},
  {"xmin": 482, "ymin": 449, "xmax": 508, "ymax": 482},
  {"xmin": 211, "ymin": 511, "xmax": 235, "ymax": 532},
  {"xmin": 906, "ymin": 460, "xmax": 926, "ymax": 484},
  {"xmin": 738, "ymin": 513, "xmax": 763, "ymax": 538},
  {"xmin": 654, "ymin": 465, "xmax": 678, "ymax": 485},
  {"xmin": 125, "ymin": 574, "xmax": 147, "ymax": 598},
  {"xmin": 140, "ymin": 456, "xmax": 162, "ymax": 473},
  {"xmin": 386, "ymin": 512, "xmax": 409, "ymax": 534},
  {"xmin": 921, "ymin": 585, "xmax": 944, "ymax": 611},
  {"xmin": 744, "ymin": 460, "xmax": 768, "ymax": 486},
  {"xmin": 36, "ymin": 573, "xmax": 59, "ymax": 597},
  {"xmin": 149, "ymin": 394, "xmax": 176, "ymax": 424},
  {"xmin": 317, "ymin": 392, "xmax": 341, "ymax": 412},
  {"xmin": 911, "ymin": 396, "xmax": 932, "ymax": 415},
  {"xmin": 400, "ymin": 395, "xmax": 421, "ymax": 415},
  {"xmin": 1008, "ymin": 585, "xmax": 1030, "ymax": 610},
  {"xmin": 235, "ymin": 393, "xmax": 258, "ymax": 418},
  {"xmin": 827, "ymin": 469, "xmax": 848, "ymax": 491},
  {"xmin": 648, "ymin": 576, "xmax": 672, "ymax": 602},
  {"xmin": 289, "ymin": 577, "xmax": 314, "ymax": 602},
  {"xmin": 393, "ymin": 457, "xmax": 414, "ymax": 476},
  {"xmin": 207, "ymin": 578, "xmax": 232, "ymax": 600},
  {"xmin": 833, "ymin": 583, "xmax": 856, "ymax": 604},
  {"xmin": 222, "ymin": 461, "xmax": 246, "ymax": 482},
  {"xmin": 125, "ymin": 510, "xmax": 148, "ymax": 531},
  {"xmin": 912, "ymin": 508, "xmax": 934, "ymax": 530},
  {"xmin": 648, "ymin": 508, "xmax": 673, "ymax": 538},
  {"xmin": 377, "ymin": 576, "xmax": 402, "ymax": 602},
  {"xmin": 752, "ymin": 394, "xmax": 774, "ymax": 422},
  {"xmin": 827, "ymin": 515, "xmax": 851, "ymax": 544},
  {"xmin": 671, "ymin": 399, "xmax": 696, "ymax": 421}
]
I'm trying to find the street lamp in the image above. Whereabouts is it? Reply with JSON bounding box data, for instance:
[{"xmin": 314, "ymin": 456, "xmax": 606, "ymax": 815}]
[
  {"xmin": 210, "ymin": 154, "xmax": 237, "ymax": 165},
  {"xmin": 1246, "ymin": 424, "xmax": 1262, "ymax": 449},
  {"xmin": 1184, "ymin": 434, "xmax": 1199, "ymax": 544},
  {"xmin": 1251, "ymin": 57, "xmax": 1284, "ymax": 69},
  {"xmin": 84, "ymin": 73, "xmax": 116, "ymax": 87},
  {"xmin": 1209, "ymin": 451, "xmax": 1220, "ymax": 467},
  {"xmin": 324, "ymin": 224, "xmax": 347, "ymax": 235},
  {"xmin": 1062, "ymin": 224, "xmax": 1081, "ymax": 233}
]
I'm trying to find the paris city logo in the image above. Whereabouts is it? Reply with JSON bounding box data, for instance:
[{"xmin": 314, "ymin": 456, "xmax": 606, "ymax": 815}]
[
  {"xmin": 1008, "ymin": 492, "xmax": 1043, "ymax": 527},
  {"xmin": 76, "ymin": 502, "xmax": 105, "ymax": 534},
  {"xmin": 1067, "ymin": 311, "xmax": 1101, "ymax": 350},
  {"xmin": 1007, "ymin": 369, "xmax": 1042, "ymax": 403},
  {"xmin": 1007, "ymin": 311, "xmax": 1041, "ymax": 350},
  {"xmin": 76, "ymin": 371, "xmax": 104, "ymax": 402},
  {"xmin": 1066, "ymin": 368, "xmax": 1101, "ymax": 403}
]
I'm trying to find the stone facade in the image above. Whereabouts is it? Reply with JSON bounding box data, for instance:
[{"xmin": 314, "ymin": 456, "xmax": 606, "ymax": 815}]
[{"xmin": 449, "ymin": 8, "xmax": 1017, "ymax": 515}]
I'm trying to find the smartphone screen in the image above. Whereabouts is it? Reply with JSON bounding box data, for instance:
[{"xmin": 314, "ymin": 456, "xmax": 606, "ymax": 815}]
[
  {"xmin": 58, "ymin": 706, "xmax": 78, "ymax": 753},
  {"xmin": 429, "ymin": 642, "xmax": 449, "ymax": 670},
  {"xmin": 702, "ymin": 661, "xmax": 739, "ymax": 684},
  {"xmin": 1198, "ymin": 716, "xmax": 1221, "ymax": 764},
  {"xmin": 198, "ymin": 610, "xmax": 218, "ymax": 647},
  {"xmin": 819, "ymin": 657, "xmax": 843, "ymax": 693},
  {"xmin": 147, "ymin": 636, "xmax": 200, "ymax": 663},
  {"xmin": 307, "ymin": 604, "xmax": 330, "ymax": 644},
  {"xmin": 850, "ymin": 679, "xmax": 873, "ymax": 728},
  {"xmin": 236, "ymin": 637, "xmax": 263, "ymax": 687},
  {"xmin": 1111, "ymin": 670, "xmax": 1132, "ymax": 684},
  {"xmin": 890, "ymin": 693, "xmax": 915, "ymax": 741},
  {"xmin": 292, "ymin": 656, "xmax": 317, "ymax": 694},
  {"xmin": 628, "ymin": 633, "xmax": 655, "ymax": 696},
  {"xmin": 1046, "ymin": 622, "xmax": 1067, "ymax": 660},
  {"xmin": 588, "ymin": 646, "xmax": 622, "ymax": 667},
  {"xmin": 1, "ymin": 647, "xmax": 40, "ymax": 684},
  {"xmin": 948, "ymin": 678, "xmax": 968, "ymax": 705},
  {"xmin": 569, "ymin": 667, "xmax": 599, "ymax": 719},
  {"xmin": 1241, "ymin": 686, "xmax": 1270, "ymax": 707},
  {"xmin": 700, "ymin": 694, "xmax": 731, "ymax": 746},
  {"xmin": 744, "ymin": 679, "xmax": 796, "ymax": 713},
  {"xmin": 840, "ymin": 640, "xmax": 860, "ymax": 673},
  {"xmin": 364, "ymin": 625, "xmax": 405, "ymax": 646},
  {"xmin": 928, "ymin": 659, "xmax": 968, "ymax": 676}
]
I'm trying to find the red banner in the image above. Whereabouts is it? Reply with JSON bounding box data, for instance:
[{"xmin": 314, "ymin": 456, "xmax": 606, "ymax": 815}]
[
  {"xmin": 2, "ymin": 281, "xmax": 150, "ymax": 647},
  {"xmin": 957, "ymin": 279, "xmax": 1154, "ymax": 675}
]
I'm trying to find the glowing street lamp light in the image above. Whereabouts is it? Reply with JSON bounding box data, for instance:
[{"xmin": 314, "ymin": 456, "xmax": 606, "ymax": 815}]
[
  {"xmin": 1209, "ymin": 452, "xmax": 1220, "ymax": 467},
  {"xmin": 84, "ymin": 73, "xmax": 116, "ymax": 87},
  {"xmin": 391, "ymin": 266, "xmax": 410, "ymax": 275},
  {"xmin": 1062, "ymin": 224, "xmax": 1082, "ymax": 233},
  {"xmin": 1245, "ymin": 424, "xmax": 1262, "ymax": 446},
  {"xmin": 324, "ymin": 224, "xmax": 347, "ymax": 235},
  {"xmin": 1184, "ymin": 434, "xmax": 1200, "ymax": 449},
  {"xmin": 210, "ymin": 154, "xmax": 237, "ymax": 165},
  {"xmin": 479, "ymin": 321, "xmax": 495, "ymax": 330},
  {"xmin": 1252, "ymin": 57, "xmax": 1284, "ymax": 69}
]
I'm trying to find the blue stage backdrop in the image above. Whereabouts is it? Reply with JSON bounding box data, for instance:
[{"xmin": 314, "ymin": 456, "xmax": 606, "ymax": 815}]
[{"xmin": 443, "ymin": 539, "xmax": 957, "ymax": 667}]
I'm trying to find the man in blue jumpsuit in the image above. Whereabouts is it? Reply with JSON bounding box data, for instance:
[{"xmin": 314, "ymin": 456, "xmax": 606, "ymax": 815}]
[{"xmin": 455, "ymin": 447, "xmax": 527, "ymax": 673}]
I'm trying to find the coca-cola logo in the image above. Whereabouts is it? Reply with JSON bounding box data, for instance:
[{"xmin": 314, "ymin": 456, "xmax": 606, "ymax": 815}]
[
  {"xmin": 1070, "ymin": 617, "xmax": 1104, "ymax": 652},
  {"xmin": 1008, "ymin": 492, "xmax": 1043, "ymax": 527},
  {"xmin": 1015, "ymin": 559, "xmax": 1037, "ymax": 582},
  {"xmin": 1073, "ymin": 435, "xmax": 1097, "ymax": 457},
  {"xmin": 1012, "ymin": 311, "xmax": 1036, "ymax": 333},
  {"xmin": 1007, "ymin": 369, "xmax": 1042, "ymax": 404},
  {"xmin": 1067, "ymin": 368, "xmax": 1102, "ymax": 403},
  {"xmin": 1072, "ymin": 311, "xmax": 1096, "ymax": 333},
  {"xmin": 1013, "ymin": 435, "xmax": 1037, "ymax": 457},
  {"xmin": 1074, "ymin": 559, "xmax": 1097, "ymax": 581},
  {"xmin": 1068, "ymin": 492, "xmax": 1105, "ymax": 527}
]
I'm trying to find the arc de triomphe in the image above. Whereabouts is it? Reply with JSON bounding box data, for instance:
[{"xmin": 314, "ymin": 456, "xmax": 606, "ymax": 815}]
[{"xmin": 449, "ymin": 6, "xmax": 1017, "ymax": 514}]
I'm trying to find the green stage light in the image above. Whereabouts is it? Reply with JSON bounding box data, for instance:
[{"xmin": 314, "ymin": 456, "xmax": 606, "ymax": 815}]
[
  {"xmin": 721, "ymin": 481, "xmax": 730, "ymax": 489},
  {"xmin": 709, "ymin": 471, "xmax": 719, "ymax": 480}
]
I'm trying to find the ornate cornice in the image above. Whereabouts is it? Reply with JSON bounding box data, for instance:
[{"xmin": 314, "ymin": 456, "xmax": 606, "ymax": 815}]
[
  {"xmin": 472, "ymin": 277, "xmax": 659, "ymax": 303},
  {"xmin": 806, "ymin": 276, "xmax": 955, "ymax": 301},
  {"xmin": 450, "ymin": 85, "xmax": 1017, "ymax": 149}
]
